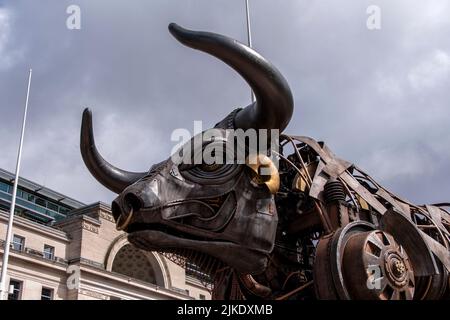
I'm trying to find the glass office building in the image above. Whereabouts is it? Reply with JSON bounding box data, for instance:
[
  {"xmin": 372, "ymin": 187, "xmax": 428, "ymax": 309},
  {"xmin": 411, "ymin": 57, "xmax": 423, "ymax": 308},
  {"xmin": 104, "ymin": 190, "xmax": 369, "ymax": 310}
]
[{"xmin": 0, "ymin": 168, "xmax": 85, "ymax": 224}]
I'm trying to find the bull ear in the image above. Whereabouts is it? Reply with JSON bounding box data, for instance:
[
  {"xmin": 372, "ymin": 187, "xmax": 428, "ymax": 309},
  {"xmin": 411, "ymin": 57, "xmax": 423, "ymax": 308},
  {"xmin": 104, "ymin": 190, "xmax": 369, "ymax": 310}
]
[
  {"xmin": 168, "ymin": 23, "xmax": 293, "ymax": 132},
  {"xmin": 246, "ymin": 154, "xmax": 280, "ymax": 194},
  {"xmin": 80, "ymin": 108, "xmax": 147, "ymax": 193}
]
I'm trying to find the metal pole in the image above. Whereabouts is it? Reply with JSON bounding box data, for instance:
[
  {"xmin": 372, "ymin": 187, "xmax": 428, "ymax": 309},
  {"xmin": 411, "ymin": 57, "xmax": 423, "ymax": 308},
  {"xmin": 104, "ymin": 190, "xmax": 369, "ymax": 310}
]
[
  {"xmin": 0, "ymin": 69, "xmax": 32, "ymax": 300},
  {"xmin": 245, "ymin": 0, "xmax": 255, "ymax": 102}
]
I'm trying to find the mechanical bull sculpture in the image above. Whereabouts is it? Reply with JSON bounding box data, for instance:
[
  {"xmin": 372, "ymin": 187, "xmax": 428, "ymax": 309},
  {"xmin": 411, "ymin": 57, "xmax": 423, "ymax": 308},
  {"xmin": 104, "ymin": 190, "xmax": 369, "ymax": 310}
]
[{"xmin": 80, "ymin": 23, "xmax": 450, "ymax": 300}]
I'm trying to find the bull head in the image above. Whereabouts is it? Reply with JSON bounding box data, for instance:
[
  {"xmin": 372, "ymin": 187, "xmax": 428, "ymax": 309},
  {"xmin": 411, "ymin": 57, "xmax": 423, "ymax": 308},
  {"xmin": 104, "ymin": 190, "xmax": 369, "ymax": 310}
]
[{"xmin": 80, "ymin": 23, "xmax": 293, "ymax": 276}]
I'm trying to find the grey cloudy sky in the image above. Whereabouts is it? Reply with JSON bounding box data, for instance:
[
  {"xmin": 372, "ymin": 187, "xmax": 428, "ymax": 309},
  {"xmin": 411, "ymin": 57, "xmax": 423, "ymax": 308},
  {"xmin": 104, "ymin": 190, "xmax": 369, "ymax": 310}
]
[{"xmin": 0, "ymin": 0, "xmax": 449, "ymax": 206}]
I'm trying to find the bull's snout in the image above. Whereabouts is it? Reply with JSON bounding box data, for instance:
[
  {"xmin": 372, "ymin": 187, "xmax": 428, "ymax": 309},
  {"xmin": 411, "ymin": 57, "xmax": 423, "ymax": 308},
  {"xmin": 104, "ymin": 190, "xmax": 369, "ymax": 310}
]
[
  {"xmin": 111, "ymin": 184, "xmax": 160, "ymax": 231},
  {"xmin": 112, "ymin": 193, "xmax": 143, "ymax": 231}
]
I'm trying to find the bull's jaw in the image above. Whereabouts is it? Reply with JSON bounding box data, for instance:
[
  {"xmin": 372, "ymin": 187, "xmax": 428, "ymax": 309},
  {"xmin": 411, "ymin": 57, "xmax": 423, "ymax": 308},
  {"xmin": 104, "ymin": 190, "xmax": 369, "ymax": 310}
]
[{"xmin": 127, "ymin": 229, "xmax": 269, "ymax": 275}]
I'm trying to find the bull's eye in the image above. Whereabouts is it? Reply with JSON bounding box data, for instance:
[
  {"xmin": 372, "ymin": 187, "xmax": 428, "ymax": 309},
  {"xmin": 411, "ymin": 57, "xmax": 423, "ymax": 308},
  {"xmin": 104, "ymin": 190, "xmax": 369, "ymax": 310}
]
[
  {"xmin": 179, "ymin": 162, "xmax": 242, "ymax": 184},
  {"xmin": 177, "ymin": 134, "xmax": 242, "ymax": 183}
]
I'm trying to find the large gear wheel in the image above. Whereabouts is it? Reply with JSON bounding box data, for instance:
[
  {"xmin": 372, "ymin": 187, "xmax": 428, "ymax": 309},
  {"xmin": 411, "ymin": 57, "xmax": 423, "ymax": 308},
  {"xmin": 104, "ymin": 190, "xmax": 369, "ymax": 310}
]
[
  {"xmin": 381, "ymin": 208, "xmax": 449, "ymax": 300},
  {"xmin": 314, "ymin": 221, "xmax": 417, "ymax": 300},
  {"xmin": 314, "ymin": 221, "xmax": 374, "ymax": 299},
  {"xmin": 342, "ymin": 230, "xmax": 415, "ymax": 299}
]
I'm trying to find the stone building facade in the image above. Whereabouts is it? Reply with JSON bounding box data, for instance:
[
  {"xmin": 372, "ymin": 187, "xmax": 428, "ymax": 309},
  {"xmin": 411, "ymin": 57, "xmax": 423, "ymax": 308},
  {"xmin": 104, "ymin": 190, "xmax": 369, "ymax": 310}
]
[{"xmin": 0, "ymin": 169, "xmax": 210, "ymax": 300}]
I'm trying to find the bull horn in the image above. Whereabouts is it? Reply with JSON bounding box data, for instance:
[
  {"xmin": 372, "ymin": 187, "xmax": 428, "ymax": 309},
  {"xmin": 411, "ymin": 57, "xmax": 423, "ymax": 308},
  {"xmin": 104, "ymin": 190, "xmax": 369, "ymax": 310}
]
[
  {"xmin": 80, "ymin": 108, "xmax": 147, "ymax": 193},
  {"xmin": 168, "ymin": 23, "xmax": 294, "ymax": 132}
]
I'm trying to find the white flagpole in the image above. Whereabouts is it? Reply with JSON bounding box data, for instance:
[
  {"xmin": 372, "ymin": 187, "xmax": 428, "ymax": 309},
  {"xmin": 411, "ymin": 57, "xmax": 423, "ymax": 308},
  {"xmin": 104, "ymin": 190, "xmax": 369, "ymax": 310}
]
[
  {"xmin": 0, "ymin": 68, "xmax": 32, "ymax": 300},
  {"xmin": 245, "ymin": 0, "xmax": 255, "ymax": 103}
]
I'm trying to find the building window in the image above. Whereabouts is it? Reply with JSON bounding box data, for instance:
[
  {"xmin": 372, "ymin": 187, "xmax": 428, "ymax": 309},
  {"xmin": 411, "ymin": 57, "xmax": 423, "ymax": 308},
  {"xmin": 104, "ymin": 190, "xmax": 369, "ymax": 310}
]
[
  {"xmin": 41, "ymin": 287, "xmax": 53, "ymax": 300},
  {"xmin": 59, "ymin": 207, "xmax": 70, "ymax": 215},
  {"xmin": 111, "ymin": 244, "xmax": 160, "ymax": 285},
  {"xmin": 0, "ymin": 181, "xmax": 10, "ymax": 193},
  {"xmin": 43, "ymin": 245, "xmax": 55, "ymax": 260},
  {"xmin": 199, "ymin": 294, "xmax": 206, "ymax": 300},
  {"xmin": 11, "ymin": 235, "xmax": 25, "ymax": 251},
  {"xmin": 46, "ymin": 202, "xmax": 59, "ymax": 212},
  {"xmin": 8, "ymin": 280, "xmax": 22, "ymax": 300},
  {"xmin": 35, "ymin": 197, "xmax": 46, "ymax": 207}
]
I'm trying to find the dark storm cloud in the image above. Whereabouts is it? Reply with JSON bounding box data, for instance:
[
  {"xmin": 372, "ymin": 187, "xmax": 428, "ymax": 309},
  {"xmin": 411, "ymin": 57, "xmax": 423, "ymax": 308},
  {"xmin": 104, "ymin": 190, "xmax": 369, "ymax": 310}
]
[{"xmin": 0, "ymin": 0, "xmax": 449, "ymax": 205}]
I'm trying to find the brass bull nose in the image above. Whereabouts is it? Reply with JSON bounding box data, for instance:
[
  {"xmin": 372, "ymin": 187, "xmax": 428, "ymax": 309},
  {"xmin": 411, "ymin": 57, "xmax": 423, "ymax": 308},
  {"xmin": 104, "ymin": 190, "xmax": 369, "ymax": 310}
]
[
  {"xmin": 115, "ymin": 207, "xmax": 134, "ymax": 231},
  {"xmin": 112, "ymin": 195, "xmax": 139, "ymax": 231},
  {"xmin": 111, "ymin": 190, "xmax": 155, "ymax": 231}
]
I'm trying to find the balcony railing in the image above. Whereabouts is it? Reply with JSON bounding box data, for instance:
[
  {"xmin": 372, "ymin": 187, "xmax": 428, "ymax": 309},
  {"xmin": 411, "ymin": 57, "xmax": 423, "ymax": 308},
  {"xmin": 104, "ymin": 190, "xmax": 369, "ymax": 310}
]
[{"xmin": 0, "ymin": 239, "xmax": 67, "ymax": 265}]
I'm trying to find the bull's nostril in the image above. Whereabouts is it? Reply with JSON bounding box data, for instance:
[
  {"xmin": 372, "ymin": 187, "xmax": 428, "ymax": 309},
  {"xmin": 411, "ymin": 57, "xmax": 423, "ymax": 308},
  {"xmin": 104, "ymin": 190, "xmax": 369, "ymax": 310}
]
[
  {"xmin": 111, "ymin": 194, "xmax": 141, "ymax": 231},
  {"xmin": 124, "ymin": 193, "xmax": 142, "ymax": 211},
  {"xmin": 111, "ymin": 201, "xmax": 123, "ymax": 222}
]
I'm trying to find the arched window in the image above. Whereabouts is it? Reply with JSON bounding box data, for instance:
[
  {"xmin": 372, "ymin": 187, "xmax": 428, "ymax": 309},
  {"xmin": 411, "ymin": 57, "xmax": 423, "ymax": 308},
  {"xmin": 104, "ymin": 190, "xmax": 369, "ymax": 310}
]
[{"xmin": 111, "ymin": 244, "xmax": 159, "ymax": 285}]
